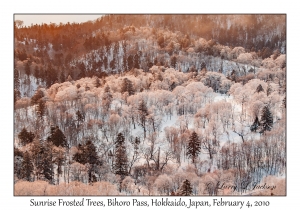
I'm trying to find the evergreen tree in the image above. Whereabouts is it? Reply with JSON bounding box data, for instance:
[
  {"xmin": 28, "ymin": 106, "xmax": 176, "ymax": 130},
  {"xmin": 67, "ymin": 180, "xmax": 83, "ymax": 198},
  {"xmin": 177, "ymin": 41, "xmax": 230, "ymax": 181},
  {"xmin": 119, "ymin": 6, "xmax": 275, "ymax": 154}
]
[
  {"xmin": 138, "ymin": 100, "xmax": 148, "ymax": 138},
  {"xmin": 260, "ymin": 105, "xmax": 273, "ymax": 134},
  {"xmin": 18, "ymin": 48, "xmax": 27, "ymax": 61},
  {"xmin": 102, "ymin": 85, "xmax": 113, "ymax": 111},
  {"xmin": 73, "ymin": 144, "xmax": 86, "ymax": 164},
  {"xmin": 41, "ymin": 141, "xmax": 55, "ymax": 184},
  {"xmin": 85, "ymin": 140, "xmax": 101, "ymax": 183},
  {"xmin": 85, "ymin": 141, "xmax": 100, "ymax": 165},
  {"xmin": 47, "ymin": 125, "xmax": 67, "ymax": 147},
  {"xmin": 114, "ymin": 133, "xmax": 128, "ymax": 179},
  {"xmin": 186, "ymin": 131, "xmax": 201, "ymax": 163},
  {"xmin": 177, "ymin": 179, "xmax": 193, "ymax": 196},
  {"xmin": 37, "ymin": 99, "xmax": 46, "ymax": 119},
  {"xmin": 18, "ymin": 127, "xmax": 35, "ymax": 146},
  {"xmin": 31, "ymin": 89, "xmax": 44, "ymax": 105},
  {"xmin": 121, "ymin": 78, "xmax": 135, "ymax": 96},
  {"xmin": 73, "ymin": 141, "xmax": 101, "ymax": 183},
  {"xmin": 20, "ymin": 151, "xmax": 33, "ymax": 181},
  {"xmin": 250, "ymin": 116, "xmax": 260, "ymax": 132},
  {"xmin": 30, "ymin": 139, "xmax": 45, "ymax": 180},
  {"xmin": 256, "ymin": 84, "xmax": 264, "ymax": 93}
]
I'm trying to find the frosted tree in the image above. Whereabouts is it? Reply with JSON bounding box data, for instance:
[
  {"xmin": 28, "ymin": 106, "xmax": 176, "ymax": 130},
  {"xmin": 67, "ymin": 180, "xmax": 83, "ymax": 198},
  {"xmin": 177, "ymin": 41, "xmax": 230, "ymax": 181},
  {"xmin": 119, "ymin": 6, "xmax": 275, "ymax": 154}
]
[
  {"xmin": 154, "ymin": 174, "xmax": 172, "ymax": 195},
  {"xmin": 41, "ymin": 141, "xmax": 55, "ymax": 184},
  {"xmin": 237, "ymin": 52, "xmax": 253, "ymax": 65},
  {"xmin": 121, "ymin": 176, "xmax": 135, "ymax": 195},
  {"xmin": 30, "ymin": 139, "xmax": 44, "ymax": 181},
  {"xmin": 102, "ymin": 85, "xmax": 113, "ymax": 112},
  {"xmin": 70, "ymin": 162, "xmax": 88, "ymax": 182}
]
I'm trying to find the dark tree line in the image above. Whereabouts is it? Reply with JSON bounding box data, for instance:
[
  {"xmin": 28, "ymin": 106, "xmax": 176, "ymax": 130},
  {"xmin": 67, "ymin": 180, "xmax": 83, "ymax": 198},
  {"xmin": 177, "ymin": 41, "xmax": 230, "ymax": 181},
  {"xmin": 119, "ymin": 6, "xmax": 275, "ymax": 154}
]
[{"xmin": 14, "ymin": 14, "xmax": 286, "ymax": 94}]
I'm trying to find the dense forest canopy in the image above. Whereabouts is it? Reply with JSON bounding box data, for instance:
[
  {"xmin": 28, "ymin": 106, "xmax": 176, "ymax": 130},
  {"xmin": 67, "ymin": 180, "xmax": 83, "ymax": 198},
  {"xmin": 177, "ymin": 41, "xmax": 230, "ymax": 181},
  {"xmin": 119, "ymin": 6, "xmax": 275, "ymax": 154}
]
[
  {"xmin": 15, "ymin": 14, "xmax": 286, "ymax": 51},
  {"xmin": 14, "ymin": 14, "xmax": 286, "ymax": 196}
]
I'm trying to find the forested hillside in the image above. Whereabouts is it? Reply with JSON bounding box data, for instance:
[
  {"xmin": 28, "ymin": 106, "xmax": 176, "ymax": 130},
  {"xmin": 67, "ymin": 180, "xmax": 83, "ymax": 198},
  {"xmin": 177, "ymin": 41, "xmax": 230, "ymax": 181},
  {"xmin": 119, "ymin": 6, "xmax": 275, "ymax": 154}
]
[{"xmin": 14, "ymin": 14, "xmax": 286, "ymax": 196}]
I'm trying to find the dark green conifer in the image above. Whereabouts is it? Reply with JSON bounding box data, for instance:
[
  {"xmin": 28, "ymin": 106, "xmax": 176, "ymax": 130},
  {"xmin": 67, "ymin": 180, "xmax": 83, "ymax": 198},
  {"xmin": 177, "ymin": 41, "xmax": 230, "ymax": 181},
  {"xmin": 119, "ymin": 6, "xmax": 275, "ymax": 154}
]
[
  {"xmin": 186, "ymin": 131, "xmax": 201, "ymax": 163},
  {"xmin": 260, "ymin": 105, "xmax": 273, "ymax": 133},
  {"xmin": 178, "ymin": 179, "xmax": 193, "ymax": 196},
  {"xmin": 47, "ymin": 125, "xmax": 67, "ymax": 147},
  {"xmin": 114, "ymin": 133, "xmax": 128, "ymax": 178}
]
